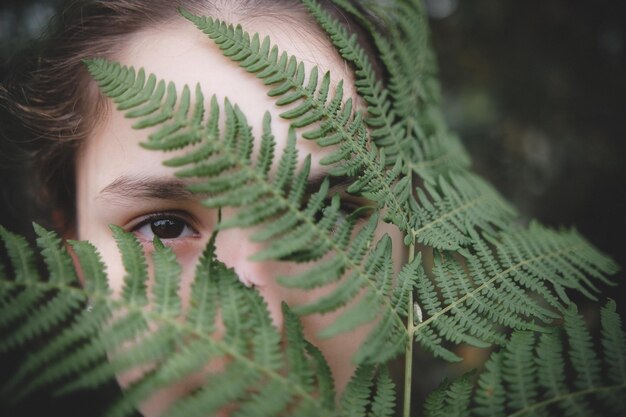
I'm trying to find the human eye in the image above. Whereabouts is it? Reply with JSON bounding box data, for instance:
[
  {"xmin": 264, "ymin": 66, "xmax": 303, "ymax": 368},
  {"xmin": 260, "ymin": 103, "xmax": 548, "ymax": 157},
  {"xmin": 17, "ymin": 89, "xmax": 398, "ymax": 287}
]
[{"xmin": 130, "ymin": 212, "xmax": 200, "ymax": 242}]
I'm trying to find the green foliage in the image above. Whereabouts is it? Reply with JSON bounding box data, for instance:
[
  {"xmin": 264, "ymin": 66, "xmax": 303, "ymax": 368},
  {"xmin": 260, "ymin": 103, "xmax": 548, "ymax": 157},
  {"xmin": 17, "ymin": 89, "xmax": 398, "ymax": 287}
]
[
  {"xmin": 426, "ymin": 300, "xmax": 626, "ymax": 417},
  {"xmin": 83, "ymin": 51, "xmax": 419, "ymax": 364},
  {"xmin": 1, "ymin": 225, "xmax": 357, "ymax": 416},
  {"xmin": 0, "ymin": 0, "xmax": 623, "ymax": 416}
]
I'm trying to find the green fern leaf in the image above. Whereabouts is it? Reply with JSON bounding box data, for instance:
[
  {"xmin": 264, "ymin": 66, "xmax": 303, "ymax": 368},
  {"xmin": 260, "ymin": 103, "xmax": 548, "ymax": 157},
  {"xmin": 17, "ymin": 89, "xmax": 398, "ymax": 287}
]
[
  {"xmin": 305, "ymin": 341, "xmax": 336, "ymax": 410},
  {"xmin": 302, "ymin": 0, "xmax": 412, "ymax": 166},
  {"xmin": 427, "ymin": 300, "xmax": 626, "ymax": 417},
  {"xmin": 179, "ymin": 8, "xmax": 414, "ymax": 235},
  {"xmin": 0, "ymin": 227, "xmax": 105, "ymax": 403},
  {"xmin": 0, "ymin": 227, "xmax": 45, "ymax": 333},
  {"xmin": 369, "ymin": 366, "xmax": 396, "ymax": 417},
  {"xmin": 84, "ymin": 57, "xmax": 415, "ymax": 364},
  {"xmin": 84, "ymin": 19, "xmax": 547, "ymax": 372},
  {"xmin": 412, "ymin": 173, "xmax": 517, "ymax": 250},
  {"xmin": 0, "ymin": 227, "xmax": 84, "ymax": 357},
  {"xmin": 68, "ymin": 240, "xmax": 110, "ymax": 294},
  {"xmin": 412, "ymin": 221, "xmax": 616, "ymax": 361},
  {"xmin": 0, "ymin": 225, "xmax": 39, "ymax": 283},
  {"xmin": 110, "ymin": 225, "xmax": 148, "ymax": 306},
  {"xmin": 187, "ymin": 238, "xmax": 219, "ymax": 334},
  {"xmin": 424, "ymin": 373, "xmax": 473, "ymax": 417},
  {"xmin": 152, "ymin": 238, "xmax": 182, "ymax": 318},
  {"xmin": 536, "ymin": 330, "xmax": 592, "ymax": 417},
  {"xmin": 564, "ymin": 305, "xmax": 602, "ymax": 390},
  {"xmin": 503, "ymin": 332, "xmax": 539, "ymax": 411},
  {"xmin": 601, "ymin": 299, "xmax": 626, "ymax": 385},
  {"xmin": 339, "ymin": 365, "xmax": 377, "ymax": 417},
  {"xmin": 1, "ymin": 225, "xmax": 342, "ymax": 416},
  {"xmin": 474, "ymin": 352, "xmax": 505, "ymax": 417}
]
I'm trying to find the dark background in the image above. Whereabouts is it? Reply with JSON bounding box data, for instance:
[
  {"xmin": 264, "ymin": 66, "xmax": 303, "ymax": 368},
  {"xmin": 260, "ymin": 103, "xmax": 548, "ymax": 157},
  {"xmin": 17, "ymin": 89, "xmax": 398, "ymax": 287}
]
[
  {"xmin": 426, "ymin": 0, "xmax": 626, "ymax": 320},
  {"xmin": 1, "ymin": 0, "xmax": 625, "ymax": 415}
]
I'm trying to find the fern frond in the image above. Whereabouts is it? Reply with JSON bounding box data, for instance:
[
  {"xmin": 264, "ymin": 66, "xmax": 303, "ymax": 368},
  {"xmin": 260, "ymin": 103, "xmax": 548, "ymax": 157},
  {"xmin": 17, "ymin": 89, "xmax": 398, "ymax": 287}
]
[
  {"xmin": 424, "ymin": 372, "xmax": 473, "ymax": 417},
  {"xmin": 412, "ymin": 222, "xmax": 616, "ymax": 361},
  {"xmin": 536, "ymin": 329, "xmax": 592, "ymax": 416},
  {"xmin": 0, "ymin": 226, "xmax": 44, "ymax": 332},
  {"xmin": 1, "ymin": 225, "xmax": 339, "ymax": 416},
  {"xmin": 69, "ymin": 240, "xmax": 110, "ymax": 294},
  {"xmin": 411, "ymin": 172, "xmax": 517, "ymax": 250},
  {"xmin": 86, "ymin": 9, "xmax": 620, "ymax": 373},
  {"xmin": 474, "ymin": 351, "xmax": 505, "ymax": 417},
  {"xmin": 83, "ymin": 56, "xmax": 417, "ymax": 364},
  {"xmin": 601, "ymin": 299, "xmax": 626, "ymax": 385},
  {"xmin": 354, "ymin": 251, "xmax": 424, "ymax": 364},
  {"xmin": 564, "ymin": 305, "xmax": 602, "ymax": 391},
  {"xmin": 178, "ymin": 8, "xmax": 416, "ymax": 234},
  {"xmin": 426, "ymin": 300, "xmax": 626, "ymax": 417},
  {"xmin": 83, "ymin": 16, "xmax": 529, "ymax": 367},
  {"xmin": 332, "ymin": 0, "xmax": 469, "ymax": 179},
  {"xmin": 0, "ymin": 226, "xmax": 84, "ymax": 357},
  {"xmin": 368, "ymin": 366, "xmax": 396, "ymax": 417},
  {"xmin": 503, "ymin": 331, "xmax": 539, "ymax": 411},
  {"xmin": 0, "ymin": 225, "xmax": 39, "ymax": 283},
  {"xmin": 302, "ymin": 0, "xmax": 412, "ymax": 167},
  {"xmin": 339, "ymin": 365, "xmax": 397, "ymax": 417},
  {"xmin": 408, "ymin": 130, "xmax": 472, "ymax": 183},
  {"xmin": 0, "ymin": 227, "xmax": 105, "ymax": 404},
  {"xmin": 111, "ymin": 224, "xmax": 148, "ymax": 306},
  {"xmin": 388, "ymin": 0, "xmax": 437, "ymax": 108},
  {"xmin": 184, "ymin": 8, "xmax": 493, "ymax": 251},
  {"xmin": 152, "ymin": 238, "xmax": 182, "ymax": 318}
]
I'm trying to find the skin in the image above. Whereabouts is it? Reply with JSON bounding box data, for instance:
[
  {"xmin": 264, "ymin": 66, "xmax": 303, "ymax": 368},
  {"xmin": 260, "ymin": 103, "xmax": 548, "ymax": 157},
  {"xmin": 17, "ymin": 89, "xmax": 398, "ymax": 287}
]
[{"xmin": 75, "ymin": 13, "xmax": 404, "ymax": 416}]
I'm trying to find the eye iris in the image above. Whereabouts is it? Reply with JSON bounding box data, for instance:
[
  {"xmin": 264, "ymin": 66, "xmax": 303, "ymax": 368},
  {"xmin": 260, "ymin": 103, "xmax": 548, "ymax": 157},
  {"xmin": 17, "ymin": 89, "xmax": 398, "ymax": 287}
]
[{"xmin": 150, "ymin": 218, "xmax": 184, "ymax": 239}]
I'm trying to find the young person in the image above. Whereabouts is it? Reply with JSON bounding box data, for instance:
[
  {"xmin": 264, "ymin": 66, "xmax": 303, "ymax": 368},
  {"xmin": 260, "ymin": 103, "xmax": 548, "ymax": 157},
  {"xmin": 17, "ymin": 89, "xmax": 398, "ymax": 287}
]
[{"xmin": 1, "ymin": 1, "xmax": 406, "ymax": 415}]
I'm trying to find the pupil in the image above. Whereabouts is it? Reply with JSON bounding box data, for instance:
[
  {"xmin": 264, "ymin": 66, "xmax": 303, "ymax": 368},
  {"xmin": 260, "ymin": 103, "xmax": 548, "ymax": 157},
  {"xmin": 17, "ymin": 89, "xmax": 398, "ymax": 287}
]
[{"xmin": 150, "ymin": 218, "xmax": 184, "ymax": 239}]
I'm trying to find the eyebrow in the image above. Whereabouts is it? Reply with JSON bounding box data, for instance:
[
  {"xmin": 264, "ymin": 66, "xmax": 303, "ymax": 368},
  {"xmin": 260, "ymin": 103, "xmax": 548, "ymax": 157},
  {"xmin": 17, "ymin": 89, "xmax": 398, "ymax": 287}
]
[
  {"xmin": 97, "ymin": 176, "xmax": 195, "ymax": 204},
  {"xmin": 98, "ymin": 171, "xmax": 357, "ymax": 205}
]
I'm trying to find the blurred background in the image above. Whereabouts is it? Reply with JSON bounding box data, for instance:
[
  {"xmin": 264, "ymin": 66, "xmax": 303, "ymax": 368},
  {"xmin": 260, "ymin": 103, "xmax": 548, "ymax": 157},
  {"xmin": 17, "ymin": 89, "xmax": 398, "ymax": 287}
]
[
  {"xmin": 421, "ymin": 0, "xmax": 626, "ymax": 405},
  {"xmin": 427, "ymin": 0, "xmax": 625, "ymax": 282},
  {"xmin": 425, "ymin": 0, "xmax": 626, "ymax": 324},
  {"xmin": 1, "ymin": 0, "xmax": 625, "ymax": 415}
]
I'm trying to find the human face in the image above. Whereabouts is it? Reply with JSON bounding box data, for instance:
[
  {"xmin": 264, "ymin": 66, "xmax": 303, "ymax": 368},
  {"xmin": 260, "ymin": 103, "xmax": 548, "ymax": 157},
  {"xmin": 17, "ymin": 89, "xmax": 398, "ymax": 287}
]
[{"xmin": 75, "ymin": 15, "xmax": 404, "ymax": 416}]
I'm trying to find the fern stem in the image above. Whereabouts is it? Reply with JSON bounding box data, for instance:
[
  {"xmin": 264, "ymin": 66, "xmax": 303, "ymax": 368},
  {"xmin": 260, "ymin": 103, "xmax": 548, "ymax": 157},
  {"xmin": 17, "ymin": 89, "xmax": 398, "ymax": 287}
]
[
  {"xmin": 403, "ymin": 242, "xmax": 416, "ymax": 417},
  {"xmin": 506, "ymin": 381, "xmax": 626, "ymax": 417}
]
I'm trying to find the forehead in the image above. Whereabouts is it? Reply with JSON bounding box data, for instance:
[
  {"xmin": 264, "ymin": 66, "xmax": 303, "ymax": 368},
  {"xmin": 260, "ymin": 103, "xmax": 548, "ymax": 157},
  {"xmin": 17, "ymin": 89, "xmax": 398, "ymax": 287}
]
[
  {"xmin": 113, "ymin": 16, "xmax": 353, "ymax": 162},
  {"xmin": 78, "ymin": 14, "xmax": 359, "ymax": 211}
]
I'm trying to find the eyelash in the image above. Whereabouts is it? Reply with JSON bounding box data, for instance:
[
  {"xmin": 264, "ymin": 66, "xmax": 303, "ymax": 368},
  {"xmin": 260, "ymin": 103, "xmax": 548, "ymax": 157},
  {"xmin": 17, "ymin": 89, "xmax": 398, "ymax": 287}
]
[{"xmin": 130, "ymin": 212, "xmax": 200, "ymax": 242}]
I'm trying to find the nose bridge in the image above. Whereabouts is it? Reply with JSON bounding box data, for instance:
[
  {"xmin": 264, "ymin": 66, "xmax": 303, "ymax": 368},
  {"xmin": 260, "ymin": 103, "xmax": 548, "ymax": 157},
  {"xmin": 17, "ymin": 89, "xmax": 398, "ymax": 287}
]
[
  {"xmin": 214, "ymin": 227, "xmax": 286, "ymax": 328},
  {"xmin": 214, "ymin": 227, "xmax": 258, "ymax": 286}
]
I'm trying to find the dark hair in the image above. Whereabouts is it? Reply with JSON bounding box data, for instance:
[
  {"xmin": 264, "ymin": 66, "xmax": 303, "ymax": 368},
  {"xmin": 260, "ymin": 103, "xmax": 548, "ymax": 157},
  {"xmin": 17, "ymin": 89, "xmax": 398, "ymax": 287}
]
[{"xmin": 0, "ymin": 0, "xmax": 382, "ymax": 235}]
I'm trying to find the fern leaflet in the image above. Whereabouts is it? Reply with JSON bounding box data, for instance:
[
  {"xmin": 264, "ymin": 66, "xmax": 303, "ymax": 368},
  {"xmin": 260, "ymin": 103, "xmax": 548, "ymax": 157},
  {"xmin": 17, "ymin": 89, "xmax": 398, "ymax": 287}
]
[
  {"xmin": 0, "ymin": 226, "xmax": 362, "ymax": 416},
  {"xmin": 425, "ymin": 300, "xmax": 626, "ymax": 417}
]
